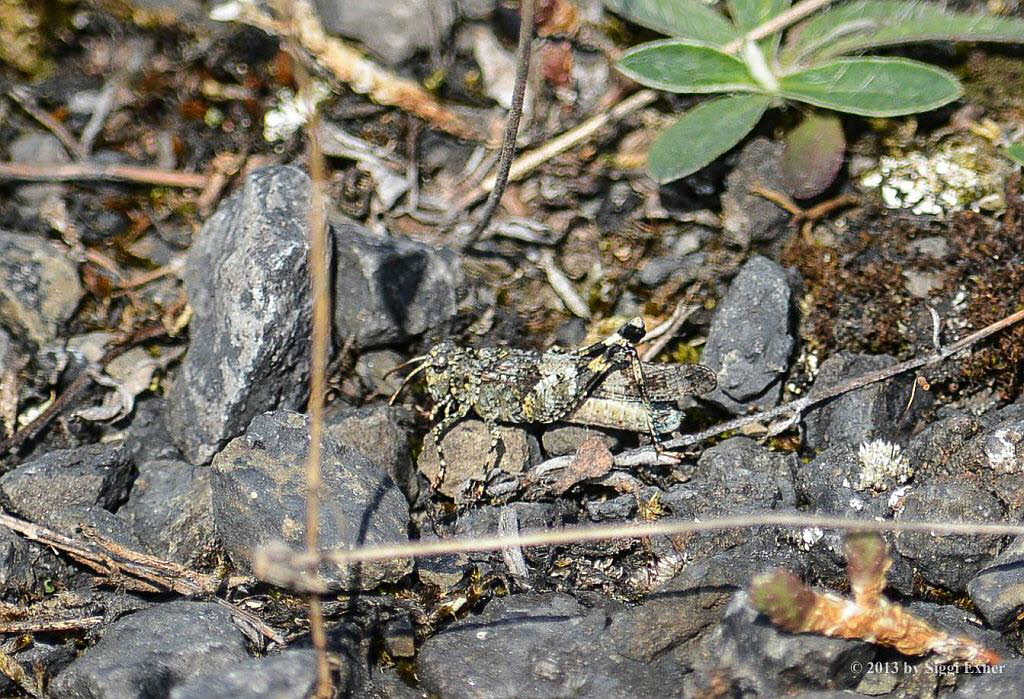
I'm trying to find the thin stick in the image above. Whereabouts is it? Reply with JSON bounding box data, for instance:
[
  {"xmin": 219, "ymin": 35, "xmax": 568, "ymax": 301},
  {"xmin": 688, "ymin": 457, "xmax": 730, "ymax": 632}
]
[
  {"xmin": 460, "ymin": 0, "xmax": 536, "ymax": 248},
  {"xmin": 539, "ymin": 249, "xmax": 590, "ymax": 318},
  {"xmin": 7, "ymin": 87, "xmax": 86, "ymax": 159},
  {"xmin": 722, "ymin": 0, "xmax": 835, "ymax": 54},
  {"xmin": 641, "ymin": 295, "xmax": 699, "ymax": 361},
  {"xmin": 260, "ymin": 513, "xmax": 1024, "ymax": 570},
  {"xmin": 0, "ymin": 617, "xmax": 104, "ymax": 634},
  {"xmin": 293, "ymin": 45, "xmax": 334, "ymax": 698},
  {"xmin": 79, "ymin": 76, "xmax": 121, "ymax": 157},
  {"xmin": 457, "ymin": 90, "xmax": 658, "ymax": 209},
  {"xmin": 0, "ymin": 162, "xmax": 208, "ymax": 188}
]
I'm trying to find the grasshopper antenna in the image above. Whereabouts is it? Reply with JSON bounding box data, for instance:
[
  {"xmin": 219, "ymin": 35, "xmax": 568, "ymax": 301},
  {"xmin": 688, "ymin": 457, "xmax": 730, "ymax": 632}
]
[{"xmin": 385, "ymin": 355, "xmax": 429, "ymax": 405}]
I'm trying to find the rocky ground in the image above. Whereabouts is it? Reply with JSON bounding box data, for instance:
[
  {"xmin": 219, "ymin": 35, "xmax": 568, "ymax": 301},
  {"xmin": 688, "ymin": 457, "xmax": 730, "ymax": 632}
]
[{"xmin": 1, "ymin": 0, "xmax": 1024, "ymax": 697}]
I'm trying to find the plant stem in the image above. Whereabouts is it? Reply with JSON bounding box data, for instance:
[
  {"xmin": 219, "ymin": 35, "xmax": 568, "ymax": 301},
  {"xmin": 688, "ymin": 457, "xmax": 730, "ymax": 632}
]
[
  {"xmin": 460, "ymin": 0, "xmax": 536, "ymax": 248},
  {"xmin": 723, "ymin": 0, "xmax": 835, "ymax": 54}
]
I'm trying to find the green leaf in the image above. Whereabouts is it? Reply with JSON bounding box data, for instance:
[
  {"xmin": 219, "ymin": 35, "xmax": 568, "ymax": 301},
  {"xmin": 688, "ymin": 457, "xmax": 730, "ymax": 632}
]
[
  {"xmin": 649, "ymin": 93, "xmax": 773, "ymax": 182},
  {"xmin": 728, "ymin": 0, "xmax": 791, "ymax": 31},
  {"xmin": 603, "ymin": 0, "xmax": 740, "ymax": 45},
  {"xmin": 728, "ymin": 0, "xmax": 791, "ymax": 58},
  {"xmin": 1007, "ymin": 143, "xmax": 1024, "ymax": 167},
  {"xmin": 779, "ymin": 57, "xmax": 962, "ymax": 117},
  {"xmin": 782, "ymin": 112, "xmax": 845, "ymax": 199},
  {"xmin": 617, "ymin": 40, "xmax": 762, "ymax": 93},
  {"xmin": 780, "ymin": 0, "xmax": 1024, "ymax": 68}
]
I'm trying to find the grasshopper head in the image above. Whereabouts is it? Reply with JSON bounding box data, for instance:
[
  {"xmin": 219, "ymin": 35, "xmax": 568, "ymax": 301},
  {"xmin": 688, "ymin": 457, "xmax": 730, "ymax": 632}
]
[{"xmin": 423, "ymin": 341, "xmax": 461, "ymax": 401}]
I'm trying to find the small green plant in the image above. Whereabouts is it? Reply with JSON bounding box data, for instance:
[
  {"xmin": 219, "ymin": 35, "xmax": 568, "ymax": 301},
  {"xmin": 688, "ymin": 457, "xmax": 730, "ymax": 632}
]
[
  {"xmin": 1008, "ymin": 142, "xmax": 1024, "ymax": 167},
  {"xmin": 606, "ymin": 0, "xmax": 1024, "ymax": 189}
]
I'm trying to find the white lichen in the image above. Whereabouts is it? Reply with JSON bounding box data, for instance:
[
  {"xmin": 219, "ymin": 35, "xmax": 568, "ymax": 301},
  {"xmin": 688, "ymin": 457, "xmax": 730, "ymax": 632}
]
[
  {"xmin": 984, "ymin": 428, "xmax": 1023, "ymax": 474},
  {"xmin": 859, "ymin": 134, "xmax": 1012, "ymax": 217},
  {"xmin": 855, "ymin": 439, "xmax": 913, "ymax": 493},
  {"xmin": 798, "ymin": 527, "xmax": 824, "ymax": 551},
  {"xmin": 263, "ymin": 81, "xmax": 332, "ymax": 142}
]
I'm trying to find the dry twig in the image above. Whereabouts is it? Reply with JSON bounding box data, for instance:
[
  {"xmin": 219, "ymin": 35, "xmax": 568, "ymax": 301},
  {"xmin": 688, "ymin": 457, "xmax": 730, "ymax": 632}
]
[
  {"xmin": 6, "ymin": 87, "xmax": 85, "ymax": 160},
  {"xmin": 457, "ymin": 90, "xmax": 658, "ymax": 209},
  {"xmin": 625, "ymin": 306, "xmax": 1024, "ymax": 459},
  {"xmin": 218, "ymin": 0, "xmax": 478, "ymax": 140},
  {"xmin": 0, "ymin": 510, "xmax": 283, "ymax": 644},
  {"xmin": 0, "ymin": 162, "xmax": 208, "ymax": 188}
]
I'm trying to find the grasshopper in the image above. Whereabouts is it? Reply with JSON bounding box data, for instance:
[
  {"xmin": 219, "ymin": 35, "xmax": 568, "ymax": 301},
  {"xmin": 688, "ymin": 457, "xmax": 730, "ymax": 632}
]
[{"xmin": 391, "ymin": 317, "xmax": 717, "ymax": 485}]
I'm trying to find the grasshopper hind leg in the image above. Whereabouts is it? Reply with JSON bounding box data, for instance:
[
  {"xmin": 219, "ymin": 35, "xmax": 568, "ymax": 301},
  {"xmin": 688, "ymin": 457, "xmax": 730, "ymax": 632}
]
[{"xmin": 620, "ymin": 340, "xmax": 667, "ymax": 455}]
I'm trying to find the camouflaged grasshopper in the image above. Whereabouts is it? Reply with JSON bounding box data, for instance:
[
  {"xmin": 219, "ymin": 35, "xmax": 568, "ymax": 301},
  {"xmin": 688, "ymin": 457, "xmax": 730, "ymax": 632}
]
[{"xmin": 391, "ymin": 317, "xmax": 716, "ymax": 484}]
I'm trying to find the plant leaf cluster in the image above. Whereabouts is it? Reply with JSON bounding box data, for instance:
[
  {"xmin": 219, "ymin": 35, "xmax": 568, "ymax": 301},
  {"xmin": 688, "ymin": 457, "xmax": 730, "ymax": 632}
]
[{"xmin": 606, "ymin": 0, "xmax": 1024, "ymax": 183}]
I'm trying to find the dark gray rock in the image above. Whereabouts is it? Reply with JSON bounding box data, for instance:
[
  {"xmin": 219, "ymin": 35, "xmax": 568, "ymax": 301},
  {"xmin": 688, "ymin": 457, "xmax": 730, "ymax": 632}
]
[
  {"xmin": 665, "ymin": 437, "xmax": 797, "ymax": 557},
  {"xmin": 126, "ymin": 395, "xmax": 183, "ymax": 464},
  {"xmin": 702, "ymin": 256, "xmax": 795, "ymax": 414},
  {"xmin": 169, "ymin": 649, "xmax": 318, "ymax": 699},
  {"xmin": 381, "ymin": 615, "xmax": 416, "ymax": 658},
  {"xmin": 611, "ymin": 536, "xmax": 806, "ymax": 668},
  {"xmin": 690, "ymin": 591, "xmax": 873, "ymax": 696},
  {"xmin": 325, "ymin": 404, "xmax": 417, "ymax": 502},
  {"xmin": 720, "ymin": 138, "xmax": 790, "ymax": 246},
  {"xmin": 416, "ymin": 551, "xmax": 471, "ymax": 591},
  {"xmin": 333, "ymin": 222, "xmax": 461, "ymax": 350},
  {"xmin": 8, "ymin": 133, "xmax": 70, "ymax": 212},
  {"xmin": 211, "ymin": 410, "xmax": 411, "ymax": 590},
  {"xmin": 904, "ymin": 600, "xmax": 1008, "ymax": 661},
  {"xmin": 792, "ymin": 446, "xmax": 916, "ymax": 593},
  {"xmin": 895, "ymin": 482, "xmax": 1005, "ymax": 592},
  {"xmin": 452, "ymin": 501, "xmax": 559, "ymax": 540},
  {"xmin": 933, "ymin": 406, "xmax": 1024, "ymax": 519},
  {"xmin": 120, "ymin": 459, "xmax": 218, "ymax": 568},
  {"xmin": 0, "ymin": 443, "xmax": 133, "ymax": 523},
  {"xmin": 586, "ymin": 491, "xmax": 640, "ymax": 521},
  {"xmin": 0, "ymin": 638, "xmax": 75, "ymax": 696},
  {"xmin": 369, "ymin": 667, "xmax": 422, "ymax": 699},
  {"xmin": 9, "ymin": 132, "xmax": 69, "ymax": 164},
  {"xmin": 0, "ymin": 229, "xmax": 83, "ymax": 345},
  {"xmin": 968, "ymin": 535, "xmax": 1024, "ymax": 630},
  {"xmin": 313, "ymin": 0, "xmax": 456, "ymax": 65},
  {"xmin": 951, "ymin": 658, "xmax": 1024, "ymax": 697},
  {"xmin": 905, "ymin": 412, "xmax": 982, "ymax": 478},
  {"xmin": 418, "ymin": 592, "xmax": 688, "ymax": 698},
  {"xmin": 456, "ymin": 0, "xmax": 496, "ymax": 19},
  {"xmin": 168, "ymin": 166, "xmax": 314, "ymax": 464},
  {"xmin": 52, "ymin": 601, "xmax": 248, "ymax": 699},
  {"xmin": 0, "ymin": 527, "xmax": 70, "ymax": 599},
  {"xmin": 804, "ymin": 352, "xmax": 918, "ymax": 452}
]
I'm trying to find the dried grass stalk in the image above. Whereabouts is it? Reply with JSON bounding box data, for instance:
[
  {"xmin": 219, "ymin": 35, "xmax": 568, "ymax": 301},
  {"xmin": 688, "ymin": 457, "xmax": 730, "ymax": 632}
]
[{"xmin": 750, "ymin": 532, "xmax": 1001, "ymax": 666}]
